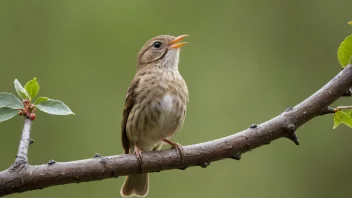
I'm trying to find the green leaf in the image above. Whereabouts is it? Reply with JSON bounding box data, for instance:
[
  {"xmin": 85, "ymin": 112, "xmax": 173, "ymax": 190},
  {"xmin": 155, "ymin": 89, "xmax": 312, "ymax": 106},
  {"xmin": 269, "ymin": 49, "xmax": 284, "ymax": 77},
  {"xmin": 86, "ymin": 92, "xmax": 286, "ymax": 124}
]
[
  {"xmin": 34, "ymin": 97, "xmax": 49, "ymax": 105},
  {"xmin": 24, "ymin": 77, "xmax": 40, "ymax": 100},
  {"xmin": 14, "ymin": 79, "xmax": 29, "ymax": 100},
  {"xmin": 334, "ymin": 114, "xmax": 342, "ymax": 129},
  {"xmin": 337, "ymin": 34, "xmax": 352, "ymax": 68},
  {"xmin": 36, "ymin": 99, "xmax": 74, "ymax": 115},
  {"xmin": 0, "ymin": 93, "xmax": 23, "ymax": 109},
  {"xmin": 345, "ymin": 109, "xmax": 352, "ymax": 117},
  {"xmin": 333, "ymin": 111, "xmax": 352, "ymax": 129},
  {"xmin": 0, "ymin": 107, "xmax": 18, "ymax": 122}
]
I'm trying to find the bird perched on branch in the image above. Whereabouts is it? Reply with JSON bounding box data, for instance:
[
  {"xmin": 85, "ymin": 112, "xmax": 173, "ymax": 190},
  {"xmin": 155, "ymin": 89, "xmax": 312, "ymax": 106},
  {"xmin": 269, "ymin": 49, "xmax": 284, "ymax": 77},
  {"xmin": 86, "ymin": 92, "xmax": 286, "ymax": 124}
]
[{"xmin": 120, "ymin": 35, "xmax": 189, "ymax": 197}]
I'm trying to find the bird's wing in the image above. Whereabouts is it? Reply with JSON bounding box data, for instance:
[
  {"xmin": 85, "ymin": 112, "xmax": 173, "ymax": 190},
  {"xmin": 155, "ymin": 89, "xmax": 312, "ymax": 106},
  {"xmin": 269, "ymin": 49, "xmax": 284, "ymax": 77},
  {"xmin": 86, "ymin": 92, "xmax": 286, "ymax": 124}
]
[{"xmin": 121, "ymin": 78, "xmax": 140, "ymax": 154}]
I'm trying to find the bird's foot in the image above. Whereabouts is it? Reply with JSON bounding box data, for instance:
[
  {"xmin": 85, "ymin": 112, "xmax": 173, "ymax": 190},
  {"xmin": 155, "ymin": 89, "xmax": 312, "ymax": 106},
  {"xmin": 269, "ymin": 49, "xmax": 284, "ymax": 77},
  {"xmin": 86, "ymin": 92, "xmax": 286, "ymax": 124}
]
[
  {"xmin": 163, "ymin": 139, "xmax": 185, "ymax": 162},
  {"xmin": 134, "ymin": 146, "xmax": 143, "ymax": 172}
]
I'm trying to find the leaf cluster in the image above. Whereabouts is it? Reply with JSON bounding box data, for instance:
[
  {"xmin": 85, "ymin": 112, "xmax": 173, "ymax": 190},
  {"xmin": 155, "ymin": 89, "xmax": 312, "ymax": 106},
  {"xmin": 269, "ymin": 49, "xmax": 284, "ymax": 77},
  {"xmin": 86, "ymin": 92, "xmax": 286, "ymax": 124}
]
[{"xmin": 0, "ymin": 78, "xmax": 74, "ymax": 122}]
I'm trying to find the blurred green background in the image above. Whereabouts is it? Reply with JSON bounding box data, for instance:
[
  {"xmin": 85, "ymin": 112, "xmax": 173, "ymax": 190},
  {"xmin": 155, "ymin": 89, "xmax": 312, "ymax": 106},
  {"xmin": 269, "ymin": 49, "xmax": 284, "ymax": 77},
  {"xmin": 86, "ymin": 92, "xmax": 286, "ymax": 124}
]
[{"xmin": 1, "ymin": 0, "xmax": 352, "ymax": 197}]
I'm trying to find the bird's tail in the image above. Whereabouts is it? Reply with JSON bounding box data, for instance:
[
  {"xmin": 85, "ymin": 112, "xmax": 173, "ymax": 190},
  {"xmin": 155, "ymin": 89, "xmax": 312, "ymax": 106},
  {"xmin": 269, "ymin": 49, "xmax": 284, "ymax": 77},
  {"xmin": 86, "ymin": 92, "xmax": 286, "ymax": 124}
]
[{"xmin": 120, "ymin": 173, "xmax": 149, "ymax": 197}]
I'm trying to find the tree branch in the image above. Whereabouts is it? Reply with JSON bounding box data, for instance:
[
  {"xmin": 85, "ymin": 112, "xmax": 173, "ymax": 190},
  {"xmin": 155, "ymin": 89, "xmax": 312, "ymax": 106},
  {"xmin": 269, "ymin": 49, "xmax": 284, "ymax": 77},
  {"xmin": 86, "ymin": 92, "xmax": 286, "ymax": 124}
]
[{"xmin": 1, "ymin": 64, "xmax": 352, "ymax": 197}]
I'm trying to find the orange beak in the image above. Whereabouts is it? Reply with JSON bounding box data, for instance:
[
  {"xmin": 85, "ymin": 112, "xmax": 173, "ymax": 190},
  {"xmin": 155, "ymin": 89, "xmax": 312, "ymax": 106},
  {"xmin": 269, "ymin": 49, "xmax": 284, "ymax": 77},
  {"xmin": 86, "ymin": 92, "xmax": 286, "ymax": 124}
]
[{"xmin": 170, "ymin": 35, "xmax": 188, "ymax": 49}]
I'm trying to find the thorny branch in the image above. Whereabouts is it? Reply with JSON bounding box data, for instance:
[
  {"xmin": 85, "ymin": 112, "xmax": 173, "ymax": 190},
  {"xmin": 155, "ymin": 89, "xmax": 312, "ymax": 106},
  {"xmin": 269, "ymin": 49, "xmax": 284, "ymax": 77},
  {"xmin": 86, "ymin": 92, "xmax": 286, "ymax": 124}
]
[{"xmin": 0, "ymin": 64, "xmax": 352, "ymax": 197}]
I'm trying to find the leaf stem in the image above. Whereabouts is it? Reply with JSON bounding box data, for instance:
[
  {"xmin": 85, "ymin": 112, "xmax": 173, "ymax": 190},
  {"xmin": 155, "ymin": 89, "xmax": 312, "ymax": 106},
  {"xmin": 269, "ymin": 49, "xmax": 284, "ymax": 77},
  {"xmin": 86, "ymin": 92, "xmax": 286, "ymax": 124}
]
[
  {"xmin": 334, "ymin": 106, "xmax": 352, "ymax": 112},
  {"xmin": 321, "ymin": 106, "xmax": 352, "ymax": 115}
]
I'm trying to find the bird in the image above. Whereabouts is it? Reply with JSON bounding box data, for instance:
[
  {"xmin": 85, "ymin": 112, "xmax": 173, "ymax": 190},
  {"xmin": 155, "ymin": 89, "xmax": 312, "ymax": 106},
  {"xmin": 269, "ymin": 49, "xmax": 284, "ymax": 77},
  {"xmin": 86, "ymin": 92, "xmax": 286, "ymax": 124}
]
[{"xmin": 120, "ymin": 35, "xmax": 189, "ymax": 197}]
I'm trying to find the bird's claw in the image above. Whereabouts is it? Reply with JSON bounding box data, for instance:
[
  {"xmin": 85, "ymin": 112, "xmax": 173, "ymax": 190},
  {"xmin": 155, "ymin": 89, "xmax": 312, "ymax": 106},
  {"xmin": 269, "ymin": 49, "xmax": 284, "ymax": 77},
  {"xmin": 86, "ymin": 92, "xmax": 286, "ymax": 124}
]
[
  {"xmin": 163, "ymin": 139, "xmax": 185, "ymax": 162},
  {"xmin": 134, "ymin": 146, "xmax": 143, "ymax": 172}
]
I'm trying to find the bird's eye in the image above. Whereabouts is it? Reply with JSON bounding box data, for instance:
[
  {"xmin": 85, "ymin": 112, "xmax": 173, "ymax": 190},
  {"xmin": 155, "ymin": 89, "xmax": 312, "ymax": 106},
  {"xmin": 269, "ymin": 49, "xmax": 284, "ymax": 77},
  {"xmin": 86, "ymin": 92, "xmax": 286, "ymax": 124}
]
[{"xmin": 153, "ymin": 41, "xmax": 162, "ymax": 48}]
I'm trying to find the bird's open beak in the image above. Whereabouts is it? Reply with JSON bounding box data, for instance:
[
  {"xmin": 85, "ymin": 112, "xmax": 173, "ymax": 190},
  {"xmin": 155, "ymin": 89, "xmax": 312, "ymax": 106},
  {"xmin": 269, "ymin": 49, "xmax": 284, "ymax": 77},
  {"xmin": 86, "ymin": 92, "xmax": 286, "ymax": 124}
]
[{"xmin": 170, "ymin": 35, "xmax": 188, "ymax": 49}]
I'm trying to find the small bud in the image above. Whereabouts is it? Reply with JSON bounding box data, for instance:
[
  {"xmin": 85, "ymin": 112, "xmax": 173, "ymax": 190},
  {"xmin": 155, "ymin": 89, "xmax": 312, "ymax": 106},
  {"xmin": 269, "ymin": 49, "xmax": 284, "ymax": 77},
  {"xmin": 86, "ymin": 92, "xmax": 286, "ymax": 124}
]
[
  {"xmin": 29, "ymin": 139, "xmax": 34, "ymax": 145},
  {"xmin": 178, "ymin": 166, "xmax": 188, "ymax": 170},
  {"xmin": 286, "ymin": 107, "xmax": 293, "ymax": 111},
  {"xmin": 94, "ymin": 153, "xmax": 101, "ymax": 158},
  {"xmin": 231, "ymin": 153, "xmax": 241, "ymax": 160},
  {"xmin": 249, "ymin": 124, "xmax": 257, "ymax": 129},
  {"xmin": 48, "ymin": 160, "xmax": 56, "ymax": 165},
  {"xmin": 23, "ymin": 100, "xmax": 29, "ymax": 105},
  {"xmin": 30, "ymin": 114, "xmax": 36, "ymax": 121},
  {"xmin": 199, "ymin": 162, "xmax": 210, "ymax": 168}
]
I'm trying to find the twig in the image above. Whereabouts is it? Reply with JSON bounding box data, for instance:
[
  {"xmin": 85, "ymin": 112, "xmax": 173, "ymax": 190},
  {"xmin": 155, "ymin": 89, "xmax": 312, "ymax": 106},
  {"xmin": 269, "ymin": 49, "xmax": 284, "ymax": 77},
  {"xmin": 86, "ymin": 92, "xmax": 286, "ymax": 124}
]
[
  {"xmin": 334, "ymin": 106, "xmax": 352, "ymax": 111},
  {"xmin": 8, "ymin": 118, "xmax": 32, "ymax": 172},
  {"xmin": 320, "ymin": 107, "xmax": 336, "ymax": 115},
  {"xmin": 16, "ymin": 118, "xmax": 32, "ymax": 163},
  {"xmin": 320, "ymin": 106, "xmax": 352, "ymax": 115},
  {"xmin": 0, "ymin": 64, "xmax": 352, "ymax": 196}
]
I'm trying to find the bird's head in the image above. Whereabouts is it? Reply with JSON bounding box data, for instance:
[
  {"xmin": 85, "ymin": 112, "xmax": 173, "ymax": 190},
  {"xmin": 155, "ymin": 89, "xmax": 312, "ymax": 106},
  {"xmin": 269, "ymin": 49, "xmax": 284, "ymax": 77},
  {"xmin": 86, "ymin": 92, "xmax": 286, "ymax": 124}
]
[{"xmin": 137, "ymin": 35, "xmax": 188, "ymax": 70}]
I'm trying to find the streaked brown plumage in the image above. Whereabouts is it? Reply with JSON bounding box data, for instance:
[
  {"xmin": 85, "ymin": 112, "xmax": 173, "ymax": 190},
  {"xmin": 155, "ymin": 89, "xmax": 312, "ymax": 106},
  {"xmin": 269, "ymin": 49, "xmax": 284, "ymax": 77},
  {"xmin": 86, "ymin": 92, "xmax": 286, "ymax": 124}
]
[{"xmin": 120, "ymin": 35, "xmax": 189, "ymax": 197}]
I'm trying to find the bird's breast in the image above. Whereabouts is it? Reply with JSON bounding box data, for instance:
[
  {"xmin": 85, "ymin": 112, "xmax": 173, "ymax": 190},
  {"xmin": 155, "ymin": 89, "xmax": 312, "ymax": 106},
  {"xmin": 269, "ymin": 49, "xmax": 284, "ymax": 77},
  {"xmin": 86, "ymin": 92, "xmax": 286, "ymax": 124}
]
[
  {"xmin": 127, "ymin": 69, "xmax": 188, "ymax": 150},
  {"xmin": 159, "ymin": 93, "xmax": 174, "ymax": 115},
  {"xmin": 149, "ymin": 91, "xmax": 181, "ymax": 132},
  {"xmin": 156, "ymin": 93, "xmax": 180, "ymax": 136}
]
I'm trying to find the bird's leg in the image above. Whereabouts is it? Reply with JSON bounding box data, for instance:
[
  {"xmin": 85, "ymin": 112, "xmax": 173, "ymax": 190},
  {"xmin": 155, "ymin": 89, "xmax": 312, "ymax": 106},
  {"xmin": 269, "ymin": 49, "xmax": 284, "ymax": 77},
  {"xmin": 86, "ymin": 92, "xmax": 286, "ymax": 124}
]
[
  {"xmin": 163, "ymin": 139, "xmax": 185, "ymax": 162},
  {"xmin": 134, "ymin": 146, "xmax": 143, "ymax": 172}
]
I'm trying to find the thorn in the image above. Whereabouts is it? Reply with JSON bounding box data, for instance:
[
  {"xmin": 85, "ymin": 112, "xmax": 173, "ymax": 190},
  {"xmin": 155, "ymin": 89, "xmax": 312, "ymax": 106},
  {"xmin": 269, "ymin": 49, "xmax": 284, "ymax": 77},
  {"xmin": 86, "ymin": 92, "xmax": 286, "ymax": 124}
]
[
  {"xmin": 111, "ymin": 170, "xmax": 118, "ymax": 178},
  {"xmin": 231, "ymin": 153, "xmax": 241, "ymax": 160},
  {"xmin": 178, "ymin": 166, "xmax": 188, "ymax": 170},
  {"xmin": 199, "ymin": 162, "xmax": 210, "ymax": 168},
  {"xmin": 75, "ymin": 176, "xmax": 79, "ymax": 183},
  {"xmin": 343, "ymin": 88, "xmax": 352, "ymax": 96},
  {"xmin": 285, "ymin": 107, "xmax": 293, "ymax": 112},
  {"xmin": 94, "ymin": 153, "xmax": 101, "ymax": 158},
  {"xmin": 29, "ymin": 139, "xmax": 34, "ymax": 145},
  {"xmin": 48, "ymin": 160, "xmax": 56, "ymax": 165},
  {"xmin": 288, "ymin": 133, "xmax": 300, "ymax": 145},
  {"xmin": 249, "ymin": 124, "xmax": 257, "ymax": 129},
  {"xmin": 285, "ymin": 124, "xmax": 300, "ymax": 145}
]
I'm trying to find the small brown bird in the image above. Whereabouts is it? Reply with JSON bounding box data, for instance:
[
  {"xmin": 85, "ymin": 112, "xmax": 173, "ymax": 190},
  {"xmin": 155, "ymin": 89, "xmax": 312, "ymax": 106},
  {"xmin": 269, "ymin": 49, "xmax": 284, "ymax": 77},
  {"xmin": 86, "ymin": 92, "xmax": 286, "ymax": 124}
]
[{"xmin": 120, "ymin": 35, "xmax": 189, "ymax": 197}]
